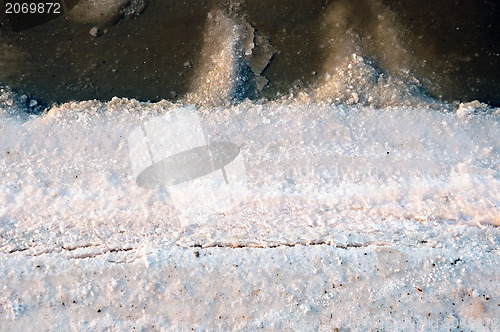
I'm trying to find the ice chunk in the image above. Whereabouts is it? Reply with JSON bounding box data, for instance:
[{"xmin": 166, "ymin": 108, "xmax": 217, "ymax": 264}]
[
  {"xmin": 456, "ymin": 100, "xmax": 491, "ymax": 118},
  {"xmin": 248, "ymin": 33, "xmax": 275, "ymax": 76}
]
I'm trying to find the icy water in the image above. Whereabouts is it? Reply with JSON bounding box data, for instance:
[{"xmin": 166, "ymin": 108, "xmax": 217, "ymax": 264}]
[{"xmin": 0, "ymin": 0, "xmax": 499, "ymax": 106}]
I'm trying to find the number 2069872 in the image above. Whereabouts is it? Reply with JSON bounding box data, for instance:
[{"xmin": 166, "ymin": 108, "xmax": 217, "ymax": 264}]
[{"xmin": 5, "ymin": 2, "xmax": 61, "ymax": 14}]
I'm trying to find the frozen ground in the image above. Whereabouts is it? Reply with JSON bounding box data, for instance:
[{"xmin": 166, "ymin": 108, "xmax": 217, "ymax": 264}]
[{"xmin": 1, "ymin": 97, "xmax": 499, "ymax": 330}]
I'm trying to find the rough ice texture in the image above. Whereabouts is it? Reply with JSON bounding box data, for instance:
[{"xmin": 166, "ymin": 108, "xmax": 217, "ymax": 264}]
[{"xmin": 1, "ymin": 97, "xmax": 499, "ymax": 330}]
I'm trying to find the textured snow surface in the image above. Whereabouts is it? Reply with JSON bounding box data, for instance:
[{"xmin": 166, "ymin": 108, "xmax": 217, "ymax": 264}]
[
  {"xmin": 1, "ymin": 242, "xmax": 499, "ymax": 331},
  {"xmin": 1, "ymin": 98, "xmax": 500, "ymax": 330}
]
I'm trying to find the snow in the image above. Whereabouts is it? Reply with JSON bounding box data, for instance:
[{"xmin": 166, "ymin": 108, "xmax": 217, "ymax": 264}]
[
  {"xmin": 1, "ymin": 242, "xmax": 499, "ymax": 330},
  {"xmin": 1, "ymin": 96, "xmax": 499, "ymax": 330},
  {"xmin": 1, "ymin": 0, "xmax": 499, "ymax": 328}
]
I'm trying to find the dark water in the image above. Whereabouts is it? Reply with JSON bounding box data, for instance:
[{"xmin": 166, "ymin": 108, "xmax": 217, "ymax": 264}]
[{"xmin": 0, "ymin": 0, "xmax": 499, "ymax": 106}]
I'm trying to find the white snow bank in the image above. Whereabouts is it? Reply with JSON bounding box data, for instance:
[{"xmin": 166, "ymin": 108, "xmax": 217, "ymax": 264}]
[
  {"xmin": 1, "ymin": 98, "xmax": 499, "ymax": 249},
  {"xmin": 1, "ymin": 97, "xmax": 499, "ymax": 329}
]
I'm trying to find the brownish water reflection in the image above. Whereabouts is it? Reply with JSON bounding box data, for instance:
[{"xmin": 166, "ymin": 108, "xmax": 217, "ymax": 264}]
[{"xmin": 0, "ymin": 0, "xmax": 498, "ymax": 106}]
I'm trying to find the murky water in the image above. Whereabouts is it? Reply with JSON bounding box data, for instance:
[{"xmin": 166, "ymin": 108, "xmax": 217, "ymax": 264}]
[{"xmin": 0, "ymin": 0, "xmax": 498, "ymax": 106}]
